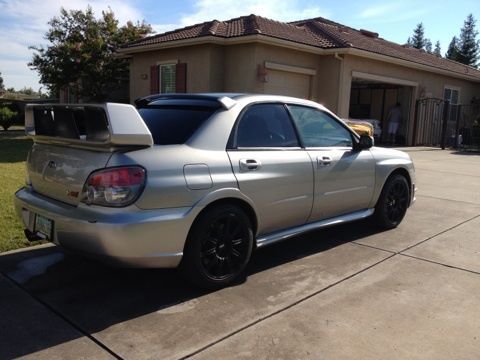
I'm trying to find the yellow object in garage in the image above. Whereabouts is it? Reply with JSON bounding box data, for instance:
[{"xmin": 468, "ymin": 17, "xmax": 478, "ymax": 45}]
[{"xmin": 344, "ymin": 119, "xmax": 374, "ymax": 137}]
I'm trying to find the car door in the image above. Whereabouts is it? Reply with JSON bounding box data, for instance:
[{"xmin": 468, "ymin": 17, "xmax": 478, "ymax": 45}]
[
  {"xmin": 287, "ymin": 105, "xmax": 375, "ymax": 221},
  {"xmin": 227, "ymin": 103, "xmax": 314, "ymax": 235}
]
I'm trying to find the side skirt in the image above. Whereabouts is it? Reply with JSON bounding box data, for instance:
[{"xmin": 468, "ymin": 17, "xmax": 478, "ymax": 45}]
[{"xmin": 256, "ymin": 208, "xmax": 375, "ymax": 248}]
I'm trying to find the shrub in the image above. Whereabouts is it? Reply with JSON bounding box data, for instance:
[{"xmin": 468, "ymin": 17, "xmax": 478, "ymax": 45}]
[{"xmin": 0, "ymin": 106, "xmax": 18, "ymax": 131}]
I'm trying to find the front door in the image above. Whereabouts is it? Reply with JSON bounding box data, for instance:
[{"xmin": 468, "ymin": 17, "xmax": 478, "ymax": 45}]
[{"xmin": 287, "ymin": 105, "xmax": 375, "ymax": 220}]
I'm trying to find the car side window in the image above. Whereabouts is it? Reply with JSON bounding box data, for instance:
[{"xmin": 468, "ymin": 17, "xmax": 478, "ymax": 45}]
[
  {"xmin": 287, "ymin": 105, "xmax": 353, "ymax": 147},
  {"xmin": 235, "ymin": 104, "xmax": 300, "ymax": 148}
]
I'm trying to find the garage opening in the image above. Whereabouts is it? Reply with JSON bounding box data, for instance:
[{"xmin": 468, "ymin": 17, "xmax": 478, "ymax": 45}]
[{"xmin": 349, "ymin": 76, "xmax": 415, "ymax": 145}]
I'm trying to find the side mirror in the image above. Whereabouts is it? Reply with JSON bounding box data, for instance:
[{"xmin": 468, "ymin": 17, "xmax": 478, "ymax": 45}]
[{"xmin": 356, "ymin": 135, "xmax": 374, "ymax": 150}]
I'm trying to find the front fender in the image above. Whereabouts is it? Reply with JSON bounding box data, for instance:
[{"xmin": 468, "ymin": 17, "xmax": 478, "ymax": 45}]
[{"xmin": 369, "ymin": 148, "xmax": 416, "ymax": 207}]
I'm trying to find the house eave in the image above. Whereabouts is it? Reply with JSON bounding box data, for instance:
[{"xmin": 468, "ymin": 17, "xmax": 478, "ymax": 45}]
[
  {"xmin": 117, "ymin": 34, "xmax": 334, "ymax": 55},
  {"xmin": 343, "ymin": 48, "xmax": 480, "ymax": 83}
]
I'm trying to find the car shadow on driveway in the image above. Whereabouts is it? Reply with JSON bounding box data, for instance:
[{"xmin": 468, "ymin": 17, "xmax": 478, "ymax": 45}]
[{"xmin": 0, "ymin": 218, "xmax": 386, "ymax": 359}]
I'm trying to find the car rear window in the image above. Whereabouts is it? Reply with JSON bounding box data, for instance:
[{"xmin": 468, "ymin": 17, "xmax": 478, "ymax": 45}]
[{"xmin": 138, "ymin": 106, "xmax": 218, "ymax": 145}]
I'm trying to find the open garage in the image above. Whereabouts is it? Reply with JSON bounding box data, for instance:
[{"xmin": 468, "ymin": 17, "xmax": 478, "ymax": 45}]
[{"xmin": 348, "ymin": 72, "xmax": 416, "ymax": 145}]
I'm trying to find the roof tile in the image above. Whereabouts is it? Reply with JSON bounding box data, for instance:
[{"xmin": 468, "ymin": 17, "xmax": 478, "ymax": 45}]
[{"xmin": 122, "ymin": 14, "xmax": 480, "ymax": 80}]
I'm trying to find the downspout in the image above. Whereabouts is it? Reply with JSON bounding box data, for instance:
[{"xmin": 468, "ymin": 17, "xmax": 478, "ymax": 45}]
[{"xmin": 334, "ymin": 52, "xmax": 346, "ymax": 116}]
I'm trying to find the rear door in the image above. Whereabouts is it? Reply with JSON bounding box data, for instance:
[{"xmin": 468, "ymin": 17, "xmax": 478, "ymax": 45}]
[
  {"xmin": 227, "ymin": 103, "xmax": 313, "ymax": 235},
  {"xmin": 287, "ymin": 105, "xmax": 375, "ymax": 220}
]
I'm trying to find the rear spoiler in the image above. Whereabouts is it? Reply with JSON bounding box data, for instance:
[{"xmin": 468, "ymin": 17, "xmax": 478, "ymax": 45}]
[
  {"xmin": 134, "ymin": 94, "xmax": 237, "ymax": 109},
  {"xmin": 25, "ymin": 103, "xmax": 153, "ymax": 149}
]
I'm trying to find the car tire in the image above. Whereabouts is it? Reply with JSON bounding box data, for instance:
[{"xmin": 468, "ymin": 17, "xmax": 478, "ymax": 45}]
[
  {"xmin": 181, "ymin": 204, "xmax": 254, "ymax": 290},
  {"xmin": 374, "ymin": 174, "xmax": 410, "ymax": 229}
]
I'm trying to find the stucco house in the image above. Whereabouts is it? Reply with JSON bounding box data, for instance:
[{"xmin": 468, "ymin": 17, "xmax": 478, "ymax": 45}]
[{"xmin": 117, "ymin": 14, "xmax": 480, "ymax": 145}]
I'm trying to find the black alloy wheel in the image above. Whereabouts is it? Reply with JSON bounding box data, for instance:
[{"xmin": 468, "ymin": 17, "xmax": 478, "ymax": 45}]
[
  {"xmin": 375, "ymin": 174, "xmax": 410, "ymax": 229},
  {"xmin": 182, "ymin": 204, "xmax": 253, "ymax": 289},
  {"xmin": 385, "ymin": 180, "xmax": 409, "ymax": 224}
]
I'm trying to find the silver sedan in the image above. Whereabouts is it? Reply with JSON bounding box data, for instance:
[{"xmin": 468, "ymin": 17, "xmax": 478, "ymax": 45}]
[{"xmin": 15, "ymin": 94, "xmax": 415, "ymax": 288}]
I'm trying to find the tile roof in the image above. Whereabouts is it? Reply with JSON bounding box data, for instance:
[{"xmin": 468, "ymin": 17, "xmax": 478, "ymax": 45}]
[{"xmin": 122, "ymin": 14, "xmax": 480, "ymax": 81}]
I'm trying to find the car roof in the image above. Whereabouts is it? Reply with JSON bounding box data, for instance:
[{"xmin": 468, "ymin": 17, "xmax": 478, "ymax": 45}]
[{"xmin": 135, "ymin": 93, "xmax": 325, "ymax": 111}]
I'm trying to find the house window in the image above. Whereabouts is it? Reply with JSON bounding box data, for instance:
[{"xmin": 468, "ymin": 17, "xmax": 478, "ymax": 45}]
[
  {"xmin": 150, "ymin": 62, "xmax": 187, "ymax": 94},
  {"xmin": 444, "ymin": 87, "xmax": 460, "ymax": 122},
  {"xmin": 159, "ymin": 64, "xmax": 176, "ymax": 93}
]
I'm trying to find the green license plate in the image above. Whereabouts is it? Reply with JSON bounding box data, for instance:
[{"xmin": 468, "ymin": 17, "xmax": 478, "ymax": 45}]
[{"xmin": 34, "ymin": 214, "xmax": 53, "ymax": 240}]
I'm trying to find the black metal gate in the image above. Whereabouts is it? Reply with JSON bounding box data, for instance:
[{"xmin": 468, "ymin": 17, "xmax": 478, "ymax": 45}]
[
  {"xmin": 457, "ymin": 104, "xmax": 480, "ymax": 150},
  {"xmin": 413, "ymin": 98, "xmax": 480, "ymax": 149}
]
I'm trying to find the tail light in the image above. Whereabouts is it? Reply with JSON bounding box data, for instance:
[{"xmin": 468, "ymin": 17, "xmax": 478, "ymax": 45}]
[{"xmin": 81, "ymin": 166, "xmax": 146, "ymax": 207}]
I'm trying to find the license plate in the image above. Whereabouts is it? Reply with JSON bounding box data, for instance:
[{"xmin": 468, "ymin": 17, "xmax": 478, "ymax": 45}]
[{"xmin": 34, "ymin": 214, "xmax": 53, "ymax": 240}]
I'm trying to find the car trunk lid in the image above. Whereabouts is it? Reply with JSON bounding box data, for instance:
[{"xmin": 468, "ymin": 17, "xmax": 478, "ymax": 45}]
[{"xmin": 25, "ymin": 103, "xmax": 153, "ymax": 206}]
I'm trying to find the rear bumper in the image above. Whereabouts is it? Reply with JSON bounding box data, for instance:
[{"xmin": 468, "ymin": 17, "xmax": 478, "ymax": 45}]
[{"xmin": 15, "ymin": 188, "xmax": 199, "ymax": 268}]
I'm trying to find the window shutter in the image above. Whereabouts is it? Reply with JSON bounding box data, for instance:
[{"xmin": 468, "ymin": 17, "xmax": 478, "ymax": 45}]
[
  {"xmin": 150, "ymin": 65, "xmax": 159, "ymax": 94},
  {"xmin": 175, "ymin": 63, "xmax": 187, "ymax": 93}
]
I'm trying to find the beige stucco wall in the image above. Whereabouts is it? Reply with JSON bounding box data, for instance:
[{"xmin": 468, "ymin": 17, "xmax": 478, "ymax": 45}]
[
  {"xmin": 209, "ymin": 45, "xmax": 225, "ymax": 92},
  {"xmin": 129, "ymin": 44, "xmax": 220, "ymax": 102},
  {"xmin": 316, "ymin": 55, "xmax": 342, "ymax": 113},
  {"xmin": 223, "ymin": 44, "xmax": 257, "ymax": 93}
]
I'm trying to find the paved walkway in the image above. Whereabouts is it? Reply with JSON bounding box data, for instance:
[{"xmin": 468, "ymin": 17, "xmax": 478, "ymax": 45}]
[{"xmin": 1, "ymin": 149, "xmax": 480, "ymax": 359}]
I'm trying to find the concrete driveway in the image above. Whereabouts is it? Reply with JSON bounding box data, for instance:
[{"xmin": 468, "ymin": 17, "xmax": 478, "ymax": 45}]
[{"xmin": 1, "ymin": 149, "xmax": 480, "ymax": 359}]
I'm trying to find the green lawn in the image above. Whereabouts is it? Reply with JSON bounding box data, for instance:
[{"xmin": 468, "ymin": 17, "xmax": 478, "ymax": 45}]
[{"xmin": 0, "ymin": 132, "xmax": 35, "ymax": 252}]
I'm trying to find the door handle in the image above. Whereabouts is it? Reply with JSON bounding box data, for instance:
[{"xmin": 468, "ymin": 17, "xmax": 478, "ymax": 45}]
[
  {"xmin": 317, "ymin": 156, "xmax": 332, "ymax": 167},
  {"xmin": 239, "ymin": 159, "xmax": 261, "ymax": 171}
]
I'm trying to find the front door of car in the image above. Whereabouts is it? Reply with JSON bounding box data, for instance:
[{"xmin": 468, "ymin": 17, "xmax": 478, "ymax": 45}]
[
  {"xmin": 227, "ymin": 103, "xmax": 314, "ymax": 235},
  {"xmin": 287, "ymin": 105, "xmax": 375, "ymax": 220}
]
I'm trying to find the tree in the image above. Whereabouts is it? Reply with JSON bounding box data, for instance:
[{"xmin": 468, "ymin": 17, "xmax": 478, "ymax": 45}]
[
  {"xmin": 409, "ymin": 23, "xmax": 426, "ymax": 49},
  {"xmin": 457, "ymin": 14, "xmax": 479, "ymax": 67},
  {"xmin": 446, "ymin": 36, "xmax": 460, "ymax": 61},
  {"xmin": 0, "ymin": 72, "xmax": 4, "ymax": 92},
  {"xmin": 425, "ymin": 39, "xmax": 432, "ymax": 53},
  {"xmin": 0, "ymin": 106, "xmax": 18, "ymax": 131},
  {"xmin": 29, "ymin": 7, "xmax": 152, "ymax": 101},
  {"xmin": 434, "ymin": 41, "xmax": 442, "ymax": 57}
]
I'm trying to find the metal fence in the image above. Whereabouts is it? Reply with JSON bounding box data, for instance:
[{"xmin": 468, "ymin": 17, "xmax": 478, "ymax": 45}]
[
  {"xmin": 457, "ymin": 104, "xmax": 480, "ymax": 150},
  {"xmin": 413, "ymin": 98, "xmax": 480, "ymax": 149}
]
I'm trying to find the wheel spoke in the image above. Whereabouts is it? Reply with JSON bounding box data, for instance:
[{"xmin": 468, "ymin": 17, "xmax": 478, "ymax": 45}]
[
  {"xmin": 217, "ymin": 257, "xmax": 227, "ymax": 274},
  {"xmin": 204, "ymin": 256, "xmax": 219, "ymax": 271},
  {"xmin": 225, "ymin": 256, "xmax": 233, "ymax": 273},
  {"xmin": 201, "ymin": 248, "xmax": 216, "ymax": 258},
  {"xmin": 231, "ymin": 248, "xmax": 241, "ymax": 258},
  {"xmin": 205, "ymin": 236, "xmax": 219, "ymax": 246},
  {"xmin": 228, "ymin": 221, "xmax": 240, "ymax": 238},
  {"xmin": 231, "ymin": 238, "xmax": 243, "ymax": 246},
  {"xmin": 223, "ymin": 216, "xmax": 233, "ymax": 238}
]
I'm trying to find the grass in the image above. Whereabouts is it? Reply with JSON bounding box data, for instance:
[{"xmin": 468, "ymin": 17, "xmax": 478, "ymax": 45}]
[{"xmin": 0, "ymin": 131, "xmax": 35, "ymax": 252}]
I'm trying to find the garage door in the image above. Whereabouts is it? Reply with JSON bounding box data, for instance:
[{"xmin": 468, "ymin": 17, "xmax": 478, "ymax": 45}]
[{"xmin": 264, "ymin": 70, "xmax": 311, "ymax": 99}]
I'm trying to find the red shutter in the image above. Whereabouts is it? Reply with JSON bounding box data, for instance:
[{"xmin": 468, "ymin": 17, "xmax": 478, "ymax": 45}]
[
  {"xmin": 175, "ymin": 63, "xmax": 187, "ymax": 93},
  {"xmin": 150, "ymin": 65, "xmax": 159, "ymax": 94}
]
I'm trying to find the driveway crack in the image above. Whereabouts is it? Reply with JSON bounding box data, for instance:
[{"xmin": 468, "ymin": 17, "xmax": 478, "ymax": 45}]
[
  {"xmin": 400, "ymin": 214, "xmax": 480, "ymax": 253},
  {"xmin": 399, "ymin": 253, "xmax": 480, "ymax": 276}
]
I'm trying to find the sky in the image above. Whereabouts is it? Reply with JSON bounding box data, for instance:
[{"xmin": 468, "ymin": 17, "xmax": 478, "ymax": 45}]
[{"xmin": 0, "ymin": 0, "xmax": 479, "ymax": 91}]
